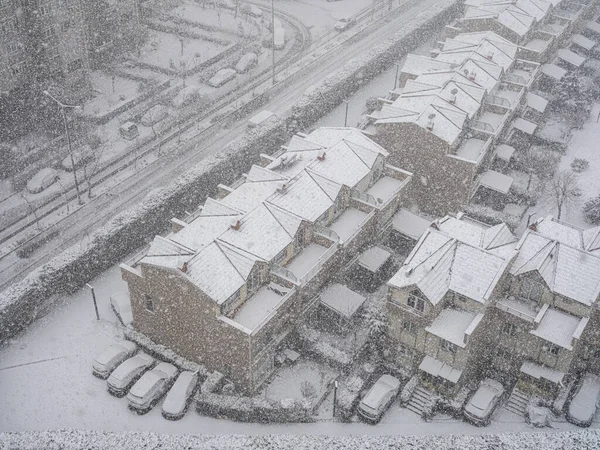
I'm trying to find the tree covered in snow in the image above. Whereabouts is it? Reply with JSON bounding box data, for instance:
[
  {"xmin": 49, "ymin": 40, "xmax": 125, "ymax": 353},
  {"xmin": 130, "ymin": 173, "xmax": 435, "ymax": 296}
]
[
  {"xmin": 551, "ymin": 72, "xmax": 593, "ymax": 127},
  {"xmin": 547, "ymin": 170, "xmax": 581, "ymax": 220},
  {"xmin": 583, "ymin": 194, "xmax": 600, "ymax": 225},
  {"xmin": 363, "ymin": 298, "xmax": 387, "ymax": 357}
]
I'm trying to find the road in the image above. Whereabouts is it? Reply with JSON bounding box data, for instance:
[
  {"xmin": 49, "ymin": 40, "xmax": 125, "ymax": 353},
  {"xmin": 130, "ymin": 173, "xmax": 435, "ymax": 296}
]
[{"xmin": 0, "ymin": 0, "xmax": 443, "ymax": 291}]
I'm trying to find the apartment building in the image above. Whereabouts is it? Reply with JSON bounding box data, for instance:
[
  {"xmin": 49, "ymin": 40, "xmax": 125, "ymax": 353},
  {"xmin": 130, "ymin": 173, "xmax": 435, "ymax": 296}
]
[
  {"xmin": 0, "ymin": 0, "xmax": 140, "ymax": 102},
  {"xmin": 386, "ymin": 214, "xmax": 600, "ymax": 401},
  {"xmin": 369, "ymin": 29, "xmax": 542, "ymax": 215},
  {"xmin": 120, "ymin": 128, "xmax": 413, "ymax": 394},
  {"xmin": 386, "ymin": 214, "xmax": 517, "ymax": 393}
]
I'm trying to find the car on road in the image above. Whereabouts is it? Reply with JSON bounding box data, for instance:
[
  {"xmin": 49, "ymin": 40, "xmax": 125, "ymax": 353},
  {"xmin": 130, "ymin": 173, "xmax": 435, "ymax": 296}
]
[
  {"xmin": 162, "ymin": 371, "xmax": 199, "ymax": 420},
  {"xmin": 207, "ymin": 68, "xmax": 237, "ymax": 87},
  {"xmin": 357, "ymin": 374, "xmax": 401, "ymax": 423},
  {"xmin": 274, "ymin": 27, "xmax": 285, "ymax": 50},
  {"xmin": 127, "ymin": 362, "xmax": 178, "ymax": 414},
  {"xmin": 92, "ymin": 341, "xmax": 137, "ymax": 379},
  {"xmin": 107, "ymin": 352, "xmax": 154, "ymax": 397},
  {"xmin": 141, "ymin": 104, "xmax": 168, "ymax": 127},
  {"xmin": 334, "ymin": 16, "xmax": 355, "ymax": 31},
  {"xmin": 235, "ymin": 52, "xmax": 258, "ymax": 74},
  {"xmin": 463, "ymin": 378, "xmax": 505, "ymax": 426},
  {"xmin": 241, "ymin": 4, "xmax": 262, "ymax": 17},
  {"xmin": 567, "ymin": 373, "xmax": 600, "ymax": 427},
  {"xmin": 172, "ymin": 85, "xmax": 200, "ymax": 108},
  {"xmin": 26, "ymin": 168, "xmax": 59, "ymax": 194}
]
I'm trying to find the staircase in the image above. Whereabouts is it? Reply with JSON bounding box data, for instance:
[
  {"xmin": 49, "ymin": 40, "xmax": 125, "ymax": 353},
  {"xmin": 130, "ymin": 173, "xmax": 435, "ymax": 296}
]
[
  {"xmin": 505, "ymin": 387, "xmax": 530, "ymax": 416},
  {"xmin": 406, "ymin": 386, "xmax": 436, "ymax": 416}
]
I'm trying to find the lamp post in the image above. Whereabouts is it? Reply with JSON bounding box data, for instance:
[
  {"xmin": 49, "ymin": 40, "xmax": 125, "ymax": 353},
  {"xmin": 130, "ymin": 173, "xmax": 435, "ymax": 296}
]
[
  {"xmin": 271, "ymin": 0, "xmax": 276, "ymax": 85},
  {"xmin": 342, "ymin": 99, "xmax": 349, "ymax": 127},
  {"xmin": 332, "ymin": 380, "xmax": 339, "ymax": 418},
  {"xmin": 393, "ymin": 62, "xmax": 400, "ymax": 90},
  {"xmin": 86, "ymin": 283, "xmax": 100, "ymax": 321},
  {"xmin": 43, "ymin": 90, "xmax": 83, "ymax": 205}
]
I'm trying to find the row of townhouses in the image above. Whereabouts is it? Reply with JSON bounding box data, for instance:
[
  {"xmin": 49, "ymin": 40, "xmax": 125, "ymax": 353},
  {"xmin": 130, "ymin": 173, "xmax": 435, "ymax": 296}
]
[
  {"xmin": 363, "ymin": 0, "xmax": 597, "ymax": 215},
  {"xmin": 387, "ymin": 214, "xmax": 600, "ymax": 406},
  {"xmin": 0, "ymin": 0, "xmax": 140, "ymax": 101},
  {"xmin": 121, "ymin": 128, "xmax": 413, "ymax": 393}
]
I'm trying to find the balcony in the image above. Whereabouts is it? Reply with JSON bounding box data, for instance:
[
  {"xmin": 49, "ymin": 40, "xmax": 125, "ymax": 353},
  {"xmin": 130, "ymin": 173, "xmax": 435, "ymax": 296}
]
[
  {"xmin": 496, "ymin": 296, "xmax": 540, "ymax": 323},
  {"xmin": 285, "ymin": 242, "xmax": 338, "ymax": 285},
  {"xmin": 329, "ymin": 207, "xmax": 376, "ymax": 248}
]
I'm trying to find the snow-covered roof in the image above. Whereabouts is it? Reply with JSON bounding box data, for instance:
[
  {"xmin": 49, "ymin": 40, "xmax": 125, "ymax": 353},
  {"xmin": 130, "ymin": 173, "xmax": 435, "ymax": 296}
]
[
  {"xmin": 358, "ymin": 246, "xmax": 391, "ymax": 272},
  {"xmin": 425, "ymin": 308, "xmax": 480, "ymax": 348},
  {"xmin": 520, "ymin": 360, "xmax": 565, "ymax": 384},
  {"xmin": 585, "ymin": 20, "xmax": 600, "ymax": 35},
  {"xmin": 572, "ymin": 34, "xmax": 596, "ymax": 51},
  {"xmin": 366, "ymin": 176, "xmax": 403, "ymax": 203},
  {"xmin": 478, "ymin": 170, "xmax": 514, "ymax": 194},
  {"xmin": 557, "ymin": 48, "xmax": 586, "ymax": 68},
  {"xmin": 307, "ymin": 127, "xmax": 389, "ymax": 157},
  {"xmin": 526, "ymin": 92, "xmax": 548, "ymax": 113},
  {"xmin": 512, "ymin": 117, "xmax": 537, "ymax": 135},
  {"xmin": 330, "ymin": 208, "xmax": 369, "ymax": 242},
  {"xmin": 511, "ymin": 219, "xmax": 600, "ymax": 306},
  {"xmin": 463, "ymin": 1, "xmax": 538, "ymax": 38},
  {"xmin": 530, "ymin": 307, "xmax": 585, "ymax": 350},
  {"xmin": 495, "ymin": 143, "xmax": 516, "ymax": 161},
  {"xmin": 392, "ymin": 209, "xmax": 432, "ymax": 240},
  {"xmin": 541, "ymin": 63, "xmax": 567, "ymax": 80},
  {"xmin": 388, "ymin": 227, "xmax": 512, "ymax": 305},
  {"xmin": 436, "ymin": 215, "xmax": 517, "ymax": 251},
  {"xmin": 401, "ymin": 54, "xmax": 456, "ymax": 76},
  {"xmin": 419, "ymin": 355, "xmax": 463, "ymax": 383},
  {"xmin": 232, "ymin": 285, "xmax": 286, "ymax": 330},
  {"xmin": 320, "ymin": 283, "xmax": 366, "ymax": 319}
]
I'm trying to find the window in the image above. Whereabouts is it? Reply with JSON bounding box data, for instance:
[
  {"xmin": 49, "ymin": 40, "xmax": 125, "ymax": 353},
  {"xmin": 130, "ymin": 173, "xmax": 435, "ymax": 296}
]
[
  {"xmin": 496, "ymin": 346, "xmax": 511, "ymax": 360},
  {"xmin": 441, "ymin": 340, "xmax": 458, "ymax": 353},
  {"xmin": 402, "ymin": 320, "xmax": 416, "ymax": 334},
  {"xmin": 407, "ymin": 289, "xmax": 426, "ymax": 313},
  {"xmin": 520, "ymin": 277, "xmax": 543, "ymax": 302},
  {"xmin": 247, "ymin": 267, "xmax": 262, "ymax": 293},
  {"xmin": 294, "ymin": 226, "xmax": 305, "ymax": 249},
  {"xmin": 544, "ymin": 343, "xmax": 560, "ymax": 356},
  {"xmin": 144, "ymin": 294, "xmax": 154, "ymax": 312},
  {"xmin": 502, "ymin": 322, "xmax": 517, "ymax": 337},
  {"xmin": 67, "ymin": 58, "xmax": 83, "ymax": 72}
]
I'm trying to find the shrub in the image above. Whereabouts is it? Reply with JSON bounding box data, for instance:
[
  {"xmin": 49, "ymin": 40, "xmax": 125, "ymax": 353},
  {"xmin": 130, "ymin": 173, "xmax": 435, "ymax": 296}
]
[
  {"xmin": 583, "ymin": 194, "xmax": 600, "ymax": 224},
  {"xmin": 571, "ymin": 158, "xmax": 589, "ymax": 173}
]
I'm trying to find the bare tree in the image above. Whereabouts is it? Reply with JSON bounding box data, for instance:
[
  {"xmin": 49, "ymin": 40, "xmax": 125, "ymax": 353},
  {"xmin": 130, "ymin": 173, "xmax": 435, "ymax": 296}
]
[
  {"xmin": 547, "ymin": 170, "xmax": 581, "ymax": 220},
  {"xmin": 20, "ymin": 193, "xmax": 42, "ymax": 231},
  {"xmin": 79, "ymin": 133, "xmax": 106, "ymax": 199}
]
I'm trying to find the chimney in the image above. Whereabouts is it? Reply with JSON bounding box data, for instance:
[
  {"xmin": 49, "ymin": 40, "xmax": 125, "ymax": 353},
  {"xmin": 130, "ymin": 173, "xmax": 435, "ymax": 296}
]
[
  {"xmin": 529, "ymin": 222, "xmax": 537, "ymax": 232},
  {"xmin": 277, "ymin": 181, "xmax": 287, "ymax": 194},
  {"xmin": 230, "ymin": 218, "xmax": 241, "ymax": 230},
  {"xmin": 487, "ymin": 51, "xmax": 494, "ymax": 60},
  {"xmin": 449, "ymin": 88, "xmax": 458, "ymax": 104},
  {"xmin": 177, "ymin": 259, "xmax": 188, "ymax": 273},
  {"xmin": 317, "ymin": 150, "xmax": 326, "ymax": 161},
  {"xmin": 469, "ymin": 69, "xmax": 476, "ymax": 81},
  {"xmin": 430, "ymin": 220, "xmax": 440, "ymax": 231},
  {"xmin": 426, "ymin": 113, "xmax": 436, "ymax": 131}
]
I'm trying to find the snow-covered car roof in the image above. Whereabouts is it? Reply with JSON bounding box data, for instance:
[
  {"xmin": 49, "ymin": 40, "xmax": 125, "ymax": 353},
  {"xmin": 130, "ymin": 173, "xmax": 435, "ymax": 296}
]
[
  {"xmin": 94, "ymin": 341, "xmax": 137, "ymax": 367},
  {"xmin": 108, "ymin": 353, "xmax": 153, "ymax": 382},
  {"xmin": 361, "ymin": 375, "xmax": 400, "ymax": 409},
  {"xmin": 162, "ymin": 371, "xmax": 198, "ymax": 415},
  {"xmin": 129, "ymin": 363, "xmax": 177, "ymax": 398},
  {"xmin": 465, "ymin": 379, "xmax": 504, "ymax": 416},
  {"xmin": 569, "ymin": 374, "xmax": 600, "ymax": 424}
]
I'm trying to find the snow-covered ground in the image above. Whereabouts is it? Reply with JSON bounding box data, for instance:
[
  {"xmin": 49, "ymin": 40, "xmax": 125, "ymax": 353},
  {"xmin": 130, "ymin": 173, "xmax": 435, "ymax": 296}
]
[{"xmin": 1, "ymin": 263, "xmax": 598, "ymax": 435}]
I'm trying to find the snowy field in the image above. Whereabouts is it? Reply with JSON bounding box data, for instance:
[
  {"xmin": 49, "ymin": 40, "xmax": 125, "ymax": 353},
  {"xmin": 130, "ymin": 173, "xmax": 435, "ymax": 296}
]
[{"xmin": 1, "ymin": 263, "xmax": 598, "ymax": 436}]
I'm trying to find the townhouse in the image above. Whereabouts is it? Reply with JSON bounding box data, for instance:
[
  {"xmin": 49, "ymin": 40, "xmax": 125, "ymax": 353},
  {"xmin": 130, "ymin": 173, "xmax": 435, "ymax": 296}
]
[
  {"xmin": 386, "ymin": 214, "xmax": 600, "ymax": 403},
  {"xmin": 120, "ymin": 128, "xmax": 413, "ymax": 394}
]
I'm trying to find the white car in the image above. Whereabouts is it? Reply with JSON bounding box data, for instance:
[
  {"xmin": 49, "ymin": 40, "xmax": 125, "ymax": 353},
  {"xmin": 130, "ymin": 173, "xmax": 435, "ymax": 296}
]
[
  {"xmin": 334, "ymin": 17, "xmax": 355, "ymax": 31},
  {"xmin": 107, "ymin": 353, "xmax": 154, "ymax": 397},
  {"xmin": 207, "ymin": 68, "xmax": 237, "ymax": 88},
  {"xmin": 162, "ymin": 371, "xmax": 199, "ymax": 420},
  {"xmin": 26, "ymin": 168, "xmax": 59, "ymax": 194},
  {"xmin": 171, "ymin": 85, "xmax": 199, "ymax": 108},
  {"xmin": 464, "ymin": 378, "xmax": 505, "ymax": 426},
  {"xmin": 241, "ymin": 4, "xmax": 262, "ymax": 17},
  {"xmin": 567, "ymin": 373, "xmax": 600, "ymax": 427},
  {"xmin": 92, "ymin": 341, "xmax": 137, "ymax": 379},
  {"xmin": 235, "ymin": 52, "xmax": 258, "ymax": 74},
  {"xmin": 127, "ymin": 362, "xmax": 178, "ymax": 414},
  {"xmin": 357, "ymin": 374, "xmax": 401, "ymax": 423}
]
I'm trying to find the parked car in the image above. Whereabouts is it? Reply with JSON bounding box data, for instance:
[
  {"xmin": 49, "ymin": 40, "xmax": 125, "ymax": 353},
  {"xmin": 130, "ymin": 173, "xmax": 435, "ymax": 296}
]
[
  {"xmin": 334, "ymin": 16, "xmax": 355, "ymax": 31},
  {"xmin": 171, "ymin": 85, "xmax": 200, "ymax": 108},
  {"xmin": 357, "ymin": 374, "xmax": 401, "ymax": 423},
  {"xmin": 107, "ymin": 353, "xmax": 154, "ymax": 397},
  {"xmin": 141, "ymin": 105, "xmax": 168, "ymax": 127},
  {"xmin": 127, "ymin": 362, "xmax": 178, "ymax": 414},
  {"xmin": 162, "ymin": 371, "xmax": 199, "ymax": 420},
  {"xmin": 274, "ymin": 27, "xmax": 285, "ymax": 50},
  {"xmin": 26, "ymin": 168, "xmax": 59, "ymax": 194},
  {"xmin": 241, "ymin": 4, "xmax": 262, "ymax": 17},
  {"xmin": 235, "ymin": 52, "xmax": 258, "ymax": 74},
  {"xmin": 92, "ymin": 341, "xmax": 137, "ymax": 379},
  {"xmin": 463, "ymin": 378, "xmax": 505, "ymax": 426},
  {"xmin": 207, "ymin": 68, "xmax": 237, "ymax": 88},
  {"xmin": 119, "ymin": 121, "xmax": 139, "ymax": 140},
  {"xmin": 567, "ymin": 373, "xmax": 600, "ymax": 427}
]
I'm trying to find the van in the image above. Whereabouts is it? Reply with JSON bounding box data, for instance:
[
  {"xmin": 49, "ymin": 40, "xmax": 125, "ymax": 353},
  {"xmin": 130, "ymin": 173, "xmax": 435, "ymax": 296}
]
[
  {"xmin": 235, "ymin": 52, "xmax": 258, "ymax": 74},
  {"xmin": 207, "ymin": 68, "xmax": 237, "ymax": 87},
  {"xmin": 274, "ymin": 27, "xmax": 285, "ymax": 50}
]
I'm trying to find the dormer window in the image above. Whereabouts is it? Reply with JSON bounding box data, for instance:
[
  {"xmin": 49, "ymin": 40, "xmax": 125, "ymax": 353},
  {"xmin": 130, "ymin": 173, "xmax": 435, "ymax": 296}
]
[{"xmin": 407, "ymin": 289, "xmax": 426, "ymax": 313}]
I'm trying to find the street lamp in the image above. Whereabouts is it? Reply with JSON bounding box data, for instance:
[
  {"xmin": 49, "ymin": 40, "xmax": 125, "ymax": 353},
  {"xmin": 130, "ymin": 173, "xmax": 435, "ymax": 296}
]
[
  {"xmin": 393, "ymin": 62, "xmax": 401, "ymax": 90},
  {"xmin": 43, "ymin": 90, "xmax": 83, "ymax": 205},
  {"xmin": 342, "ymin": 99, "xmax": 349, "ymax": 127}
]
